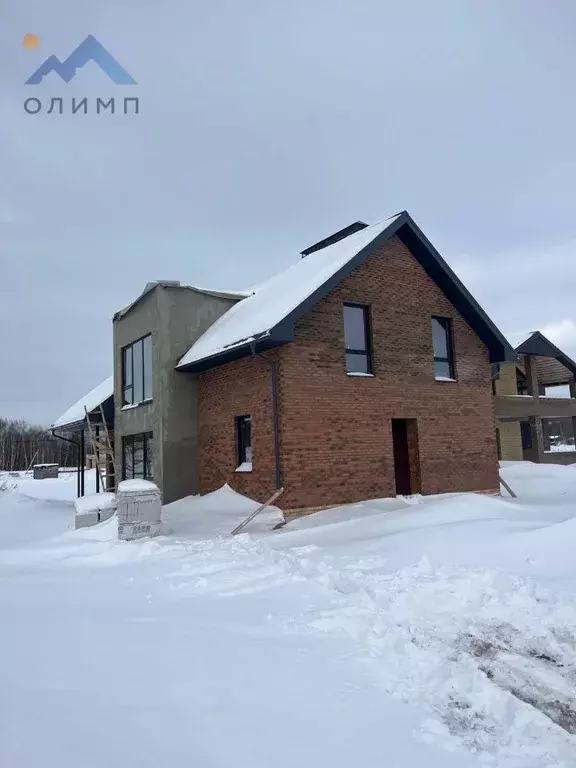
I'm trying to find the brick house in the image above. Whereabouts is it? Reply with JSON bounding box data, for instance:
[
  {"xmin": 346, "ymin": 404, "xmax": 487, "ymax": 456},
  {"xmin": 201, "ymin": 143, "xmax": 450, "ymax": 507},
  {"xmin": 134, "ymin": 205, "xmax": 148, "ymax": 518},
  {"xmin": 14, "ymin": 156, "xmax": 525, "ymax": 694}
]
[
  {"xmin": 178, "ymin": 212, "xmax": 513, "ymax": 510},
  {"xmin": 493, "ymin": 331, "xmax": 576, "ymax": 464},
  {"xmin": 53, "ymin": 211, "xmax": 514, "ymax": 510}
]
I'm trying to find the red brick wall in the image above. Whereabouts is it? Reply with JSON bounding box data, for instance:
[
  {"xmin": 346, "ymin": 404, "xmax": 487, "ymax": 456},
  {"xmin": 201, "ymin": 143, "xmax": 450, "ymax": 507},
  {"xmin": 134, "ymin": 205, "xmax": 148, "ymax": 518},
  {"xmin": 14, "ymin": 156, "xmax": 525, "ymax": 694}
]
[
  {"xmin": 198, "ymin": 352, "xmax": 278, "ymax": 501},
  {"xmin": 198, "ymin": 235, "xmax": 499, "ymax": 509}
]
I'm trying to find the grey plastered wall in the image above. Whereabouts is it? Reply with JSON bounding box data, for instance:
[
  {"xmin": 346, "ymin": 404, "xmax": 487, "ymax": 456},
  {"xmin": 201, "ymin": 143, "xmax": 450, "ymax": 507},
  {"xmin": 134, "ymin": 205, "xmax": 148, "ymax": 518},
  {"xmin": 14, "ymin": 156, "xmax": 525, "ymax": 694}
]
[
  {"xmin": 113, "ymin": 284, "xmax": 238, "ymax": 504},
  {"xmin": 113, "ymin": 288, "xmax": 164, "ymax": 490},
  {"xmin": 156, "ymin": 286, "xmax": 237, "ymax": 503}
]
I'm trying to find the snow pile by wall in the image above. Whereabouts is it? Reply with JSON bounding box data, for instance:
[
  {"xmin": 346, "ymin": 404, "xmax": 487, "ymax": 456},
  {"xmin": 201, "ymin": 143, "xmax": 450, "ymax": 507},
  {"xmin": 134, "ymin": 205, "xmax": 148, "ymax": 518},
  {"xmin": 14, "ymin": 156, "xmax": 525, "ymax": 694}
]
[
  {"xmin": 162, "ymin": 483, "xmax": 283, "ymax": 538},
  {"xmin": 74, "ymin": 492, "xmax": 117, "ymax": 529}
]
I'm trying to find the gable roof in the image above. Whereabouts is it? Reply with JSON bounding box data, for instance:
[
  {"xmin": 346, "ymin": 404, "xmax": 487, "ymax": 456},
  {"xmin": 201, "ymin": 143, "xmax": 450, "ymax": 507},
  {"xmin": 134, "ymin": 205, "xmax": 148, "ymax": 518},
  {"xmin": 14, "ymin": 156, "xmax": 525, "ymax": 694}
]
[
  {"xmin": 516, "ymin": 331, "xmax": 576, "ymax": 378},
  {"xmin": 51, "ymin": 376, "xmax": 114, "ymax": 431},
  {"xmin": 177, "ymin": 210, "xmax": 515, "ymax": 371}
]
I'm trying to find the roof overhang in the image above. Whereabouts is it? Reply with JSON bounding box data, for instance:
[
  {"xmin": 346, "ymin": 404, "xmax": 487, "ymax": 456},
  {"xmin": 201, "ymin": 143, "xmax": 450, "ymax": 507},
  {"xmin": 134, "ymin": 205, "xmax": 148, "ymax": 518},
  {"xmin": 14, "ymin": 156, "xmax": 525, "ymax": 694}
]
[
  {"xmin": 178, "ymin": 212, "xmax": 515, "ymax": 372},
  {"xmin": 51, "ymin": 391, "xmax": 114, "ymax": 432},
  {"xmin": 177, "ymin": 336, "xmax": 290, "ymax": 372},
  {"xmin": 516, "ymin": 331, "xmax": 576, "ymax": 379}
]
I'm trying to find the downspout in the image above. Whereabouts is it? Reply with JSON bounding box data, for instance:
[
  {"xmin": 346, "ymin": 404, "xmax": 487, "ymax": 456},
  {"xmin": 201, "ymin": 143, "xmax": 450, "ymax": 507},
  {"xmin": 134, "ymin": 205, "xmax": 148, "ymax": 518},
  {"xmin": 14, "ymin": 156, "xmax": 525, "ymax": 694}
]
[
  {"xmin": 51, "ymin": 429, "xmax": 80, "ymax": 495},
  {"xmin": 250, "ymin": 344, "xmax": 282, "ymax": 490}
]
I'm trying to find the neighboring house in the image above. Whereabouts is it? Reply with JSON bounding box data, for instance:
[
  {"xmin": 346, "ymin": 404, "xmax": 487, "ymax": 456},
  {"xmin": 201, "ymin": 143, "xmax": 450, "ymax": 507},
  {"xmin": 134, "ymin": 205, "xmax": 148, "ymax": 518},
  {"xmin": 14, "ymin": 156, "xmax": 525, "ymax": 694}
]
[
  {"xmin": 56, "ymin": 211, "xmax": 515, "ymax": 509},
  {"xmin": 51, "ymin": 377, "xmax": 114, "ymax": 495},
  {"xmin": 493, "ymin": 331, "xmax": 576, "ymax": 464}
]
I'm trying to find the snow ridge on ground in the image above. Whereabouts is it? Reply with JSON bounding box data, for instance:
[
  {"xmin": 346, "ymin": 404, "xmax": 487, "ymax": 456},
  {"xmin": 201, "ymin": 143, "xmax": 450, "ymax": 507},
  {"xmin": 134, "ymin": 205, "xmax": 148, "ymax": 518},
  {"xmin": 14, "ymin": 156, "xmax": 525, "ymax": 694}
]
[{"xmin": 230, "ymin": 533, "xmax": 576, "ymax": 766}]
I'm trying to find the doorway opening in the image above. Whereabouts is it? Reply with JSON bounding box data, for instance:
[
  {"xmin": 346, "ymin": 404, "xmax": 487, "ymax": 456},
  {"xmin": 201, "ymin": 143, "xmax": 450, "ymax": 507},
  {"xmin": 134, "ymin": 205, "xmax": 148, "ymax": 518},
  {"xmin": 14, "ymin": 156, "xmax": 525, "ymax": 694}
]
[{"xmin": 391, "ymin": 418, "xmax": 421, "ymax": 496}]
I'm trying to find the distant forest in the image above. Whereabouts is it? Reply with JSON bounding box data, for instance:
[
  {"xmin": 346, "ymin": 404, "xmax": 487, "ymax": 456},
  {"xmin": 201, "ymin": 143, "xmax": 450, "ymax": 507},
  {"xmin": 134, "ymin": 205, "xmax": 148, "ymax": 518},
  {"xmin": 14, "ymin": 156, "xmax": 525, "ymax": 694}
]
[{"xmin": 0, "ymin": 417, "xmax": 78, "ymax": 471}]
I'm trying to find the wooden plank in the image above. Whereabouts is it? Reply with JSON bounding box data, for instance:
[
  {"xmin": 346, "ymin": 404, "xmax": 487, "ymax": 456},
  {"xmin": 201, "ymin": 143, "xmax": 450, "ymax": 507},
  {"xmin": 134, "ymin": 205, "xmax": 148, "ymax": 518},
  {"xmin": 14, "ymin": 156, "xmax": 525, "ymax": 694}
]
[
  {"xmin": 499, "ymin": 474, "xmax": 517, "ymax": 498},
  {"xmin": 231, "ymin": 487, "xmax": 284, "ymax": 535}
]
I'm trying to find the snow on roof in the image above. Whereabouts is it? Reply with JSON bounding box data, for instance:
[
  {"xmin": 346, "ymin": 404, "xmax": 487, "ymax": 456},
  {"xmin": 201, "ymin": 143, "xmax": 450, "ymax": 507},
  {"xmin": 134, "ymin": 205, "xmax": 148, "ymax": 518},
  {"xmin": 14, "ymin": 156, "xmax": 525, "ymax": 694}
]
[
  {"xmin": 177, "ymin": 215, "xmax": 400, "ymax": 368},
  {"xmin": 114, "ymin": 281, "xmax": 251, "ymax": 321},
  {"xmin": 51, "ymin": 376, "xmax": 113, "ymax": 430}
]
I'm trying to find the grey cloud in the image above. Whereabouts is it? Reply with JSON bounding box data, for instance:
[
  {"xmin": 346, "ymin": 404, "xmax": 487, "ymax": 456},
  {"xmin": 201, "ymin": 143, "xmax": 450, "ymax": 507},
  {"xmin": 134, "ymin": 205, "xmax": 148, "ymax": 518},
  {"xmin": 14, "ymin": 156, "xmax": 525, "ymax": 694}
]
[{"xmin": 1, "ymin": 0, "xmax": 576, "ymax": 424}]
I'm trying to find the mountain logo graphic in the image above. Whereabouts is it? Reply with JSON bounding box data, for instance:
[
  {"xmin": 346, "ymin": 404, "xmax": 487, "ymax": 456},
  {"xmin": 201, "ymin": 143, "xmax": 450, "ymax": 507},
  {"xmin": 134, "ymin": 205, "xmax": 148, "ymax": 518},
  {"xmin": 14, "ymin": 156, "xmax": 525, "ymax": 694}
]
[{"xmin": 25, "ymin": 35, "xmax": 136, "ymax": 85}]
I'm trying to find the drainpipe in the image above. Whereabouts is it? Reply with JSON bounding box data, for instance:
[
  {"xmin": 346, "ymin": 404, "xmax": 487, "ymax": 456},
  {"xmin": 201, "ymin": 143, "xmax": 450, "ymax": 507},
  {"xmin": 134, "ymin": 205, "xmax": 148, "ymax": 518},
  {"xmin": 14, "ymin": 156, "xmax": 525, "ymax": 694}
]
[
  {"xmin": 250, "ymin": 344, "xmax": 282, "ymax": 490},
  {"xmin": 51, "ymin": 429, "xmax": 80, "ymax": 495}
]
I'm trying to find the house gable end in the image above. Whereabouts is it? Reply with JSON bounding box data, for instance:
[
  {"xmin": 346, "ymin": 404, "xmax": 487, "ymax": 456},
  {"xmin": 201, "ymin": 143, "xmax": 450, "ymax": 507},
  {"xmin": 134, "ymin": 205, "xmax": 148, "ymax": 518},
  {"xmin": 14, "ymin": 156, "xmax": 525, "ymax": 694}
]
[{"xmin": 276, "ymin": 213, "xmax": 513, "ymax": 364}]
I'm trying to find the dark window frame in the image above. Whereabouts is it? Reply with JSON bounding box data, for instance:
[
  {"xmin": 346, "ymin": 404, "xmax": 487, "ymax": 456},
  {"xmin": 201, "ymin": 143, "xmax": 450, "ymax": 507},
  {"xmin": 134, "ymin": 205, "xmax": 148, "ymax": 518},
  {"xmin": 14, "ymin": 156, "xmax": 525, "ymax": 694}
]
[
  {"xmin": 236, "ymin": 415, "xmax": 252, "ymax": 466},
  {"xmin": 516, "ymin": 370, "xmax": 528, "ymax": 396},
  {"xmin": 431, "ymin": 316, "xmax": 455, "ymax": 380},
  {"xmin": 343, "ymin": 302, "xmax": 373, "ymax": 374},
  {"xmin": 122, "ymin": 432, "xmax": 153, "ymax": 480},
  {"xmin": 520, "ymin": 421, "xmax": 532, "ymax": 450},
  {"xmin": 122, "ymin": 334, "xmax": 152, "ymax": 406}
]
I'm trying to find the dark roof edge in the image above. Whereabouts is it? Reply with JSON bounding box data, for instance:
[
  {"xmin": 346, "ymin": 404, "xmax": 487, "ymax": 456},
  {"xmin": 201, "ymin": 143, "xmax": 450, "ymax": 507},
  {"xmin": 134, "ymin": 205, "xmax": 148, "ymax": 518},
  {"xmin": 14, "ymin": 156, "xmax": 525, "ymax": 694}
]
[
  {"xmin": 176, "ymin": 336, "xmax": 288, "ymax": 372},
  {"xmin": 50, "ymin": 394, "xmax": 114, "ymax": 432},
  {"xmin": 278, "ymin": 211, "xmax": 515, "ymax": 363},
  {"xmin": 273, "ymin": 213, "xmax": 408, "ymax": 338},
  {"xmin": 180, "ymin": 210, "xmax": 515, "ymax": 371},
  {"xmin": 396, "ymin": 214, "xmax": 516, "ymax": 363},
  {"xmin": 516, "ymin": 331, "xmax": 576, "ymax": 376}
]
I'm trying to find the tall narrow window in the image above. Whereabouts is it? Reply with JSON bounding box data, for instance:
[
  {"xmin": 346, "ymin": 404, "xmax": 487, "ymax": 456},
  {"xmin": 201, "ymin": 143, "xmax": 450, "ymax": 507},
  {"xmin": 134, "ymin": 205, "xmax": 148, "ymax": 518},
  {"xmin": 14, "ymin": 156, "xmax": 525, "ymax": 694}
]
[
  {"xmin": 520, "ymin": 421, "xmax": 532, "ymax": 450},
  {"xmin": 343, "ymin": 303, "xmax": 372, "ymax": 374},
  {"xmin": 132, "ymin": 339, "xmax": 144, "ymax": 404},
  {"xmin": 236, "ymin": 415, "xmax": 252, "ymax": 468},
  {"xmin": 431, "ymin": 317, "xmax": 455, "ymax": 379},
  {"xmin": 123, "ymin": 346, "xmax": 133, "ymax": 405},
  {"xmin": 122, "ymin": 334, "xmax": 152, "ymax": 405},
  {"xmin": 143, "ymin": 335, "xmax": 153, "ymax": 401}
]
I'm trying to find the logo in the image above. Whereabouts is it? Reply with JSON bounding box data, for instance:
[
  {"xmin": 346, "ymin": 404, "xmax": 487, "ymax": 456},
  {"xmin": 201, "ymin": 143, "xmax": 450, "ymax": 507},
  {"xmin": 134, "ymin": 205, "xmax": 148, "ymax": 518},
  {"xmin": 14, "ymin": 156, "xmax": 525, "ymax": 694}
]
[{"xmin": 25, "ymin": 34, "xmax": 136, "ymax": 85}]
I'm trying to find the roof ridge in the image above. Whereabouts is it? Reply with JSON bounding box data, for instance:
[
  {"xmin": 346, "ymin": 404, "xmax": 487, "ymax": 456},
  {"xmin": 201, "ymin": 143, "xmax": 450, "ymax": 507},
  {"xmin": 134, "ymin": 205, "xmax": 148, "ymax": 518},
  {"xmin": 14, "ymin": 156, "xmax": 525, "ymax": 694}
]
[{"xmin": 177, "ymin": 211, "xmax": 513, "ymax": 371}]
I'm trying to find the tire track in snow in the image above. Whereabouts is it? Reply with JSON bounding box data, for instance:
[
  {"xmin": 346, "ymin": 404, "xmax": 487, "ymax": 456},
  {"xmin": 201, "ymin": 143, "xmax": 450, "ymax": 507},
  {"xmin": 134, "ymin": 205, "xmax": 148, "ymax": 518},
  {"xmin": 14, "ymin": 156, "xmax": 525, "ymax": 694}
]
[{"xmin": 234, "ymin": 536, "xmax": 576, "ymax": 767}]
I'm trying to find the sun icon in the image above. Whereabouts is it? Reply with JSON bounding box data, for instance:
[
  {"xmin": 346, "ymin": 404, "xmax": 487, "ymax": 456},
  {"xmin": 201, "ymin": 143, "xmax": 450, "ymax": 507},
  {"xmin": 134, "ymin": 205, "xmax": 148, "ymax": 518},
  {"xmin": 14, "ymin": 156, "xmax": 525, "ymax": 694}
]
[{"xmin": 22, "ymin": 33, "xmax": 40, "ymax": 50}]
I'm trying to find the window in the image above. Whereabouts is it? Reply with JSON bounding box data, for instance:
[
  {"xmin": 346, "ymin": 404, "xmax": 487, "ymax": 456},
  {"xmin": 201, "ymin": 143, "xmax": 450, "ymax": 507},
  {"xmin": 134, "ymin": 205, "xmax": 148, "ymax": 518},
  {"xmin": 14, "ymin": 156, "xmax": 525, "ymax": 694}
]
[
  {"xmin": 122, "ymin": 432, "xmax": 153, "ymax": 480},
  {"xmin": 343, "ymin": 303, "xmax": 372, "ymax": 374},
  {"xmin": 236, "ymin": 415, "xmax": 252, "ymax": 468},
  {"xmin": 517, "ymin": 370, "xmax": 528, "ymax": 396},
  {"xmin": 122, "ymin": 334, "xmax": 152, "ymax": 405},
  {"xmin": 520, "ymin": 421, "xmax": 532, "ymax": 450},
  {"xmin": 431, "ymin": 317, "xmax": 455, "ymax": 379}
]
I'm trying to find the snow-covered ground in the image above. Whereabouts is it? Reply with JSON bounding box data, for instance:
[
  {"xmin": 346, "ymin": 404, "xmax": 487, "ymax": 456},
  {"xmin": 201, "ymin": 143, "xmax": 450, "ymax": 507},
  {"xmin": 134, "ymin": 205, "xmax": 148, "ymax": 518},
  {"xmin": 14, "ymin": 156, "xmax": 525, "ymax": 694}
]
[{"xmin": 1, "ymin": 463, "xmax": 576, "ymax": 767}]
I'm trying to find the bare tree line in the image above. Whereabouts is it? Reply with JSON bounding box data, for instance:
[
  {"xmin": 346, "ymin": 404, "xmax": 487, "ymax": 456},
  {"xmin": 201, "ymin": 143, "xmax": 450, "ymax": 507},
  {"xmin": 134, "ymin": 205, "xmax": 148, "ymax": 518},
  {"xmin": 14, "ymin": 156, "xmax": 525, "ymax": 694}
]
[{"xmin": 0, "ymin": 417, "xmax": 78, "ymax": 471}]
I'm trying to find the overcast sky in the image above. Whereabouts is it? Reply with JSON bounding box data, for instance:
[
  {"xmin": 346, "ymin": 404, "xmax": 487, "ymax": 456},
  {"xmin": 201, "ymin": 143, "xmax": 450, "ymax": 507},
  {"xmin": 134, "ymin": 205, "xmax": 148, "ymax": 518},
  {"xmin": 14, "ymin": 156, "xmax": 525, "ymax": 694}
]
[{"xmin": 1, "ymin": 0, "xmax": 576, "ymax": 425}]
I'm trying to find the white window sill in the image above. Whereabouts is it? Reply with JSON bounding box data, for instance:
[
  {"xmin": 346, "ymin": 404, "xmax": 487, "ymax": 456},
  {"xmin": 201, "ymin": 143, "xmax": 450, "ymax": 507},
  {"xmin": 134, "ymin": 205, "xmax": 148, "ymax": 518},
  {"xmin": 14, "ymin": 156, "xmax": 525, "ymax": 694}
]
[
  {"xmin": 500, "ymin": 394, "xmax": 533, "ymax": 398},
  {"xmin": 235, "ymin": 461, "xmax": 253, "ymax": 473},
  {"xmin": 121, "ymin": 398, "xmax": 153, "ymax": 411},
  {"xmin": 347, "ymin": 372, "xmax": 374, "ymax": 378},
  {"xmin": 435, "ymin": 376, "xmax": 457, "ymax": 383}
]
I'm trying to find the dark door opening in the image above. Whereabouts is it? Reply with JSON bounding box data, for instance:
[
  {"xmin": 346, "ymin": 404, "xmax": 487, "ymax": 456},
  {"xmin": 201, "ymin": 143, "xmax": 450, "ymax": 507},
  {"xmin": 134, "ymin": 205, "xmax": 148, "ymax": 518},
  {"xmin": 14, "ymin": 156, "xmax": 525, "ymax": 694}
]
[{"xmin": 392, "ymin": 419, "xmax": 418, "ymax": 496}]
